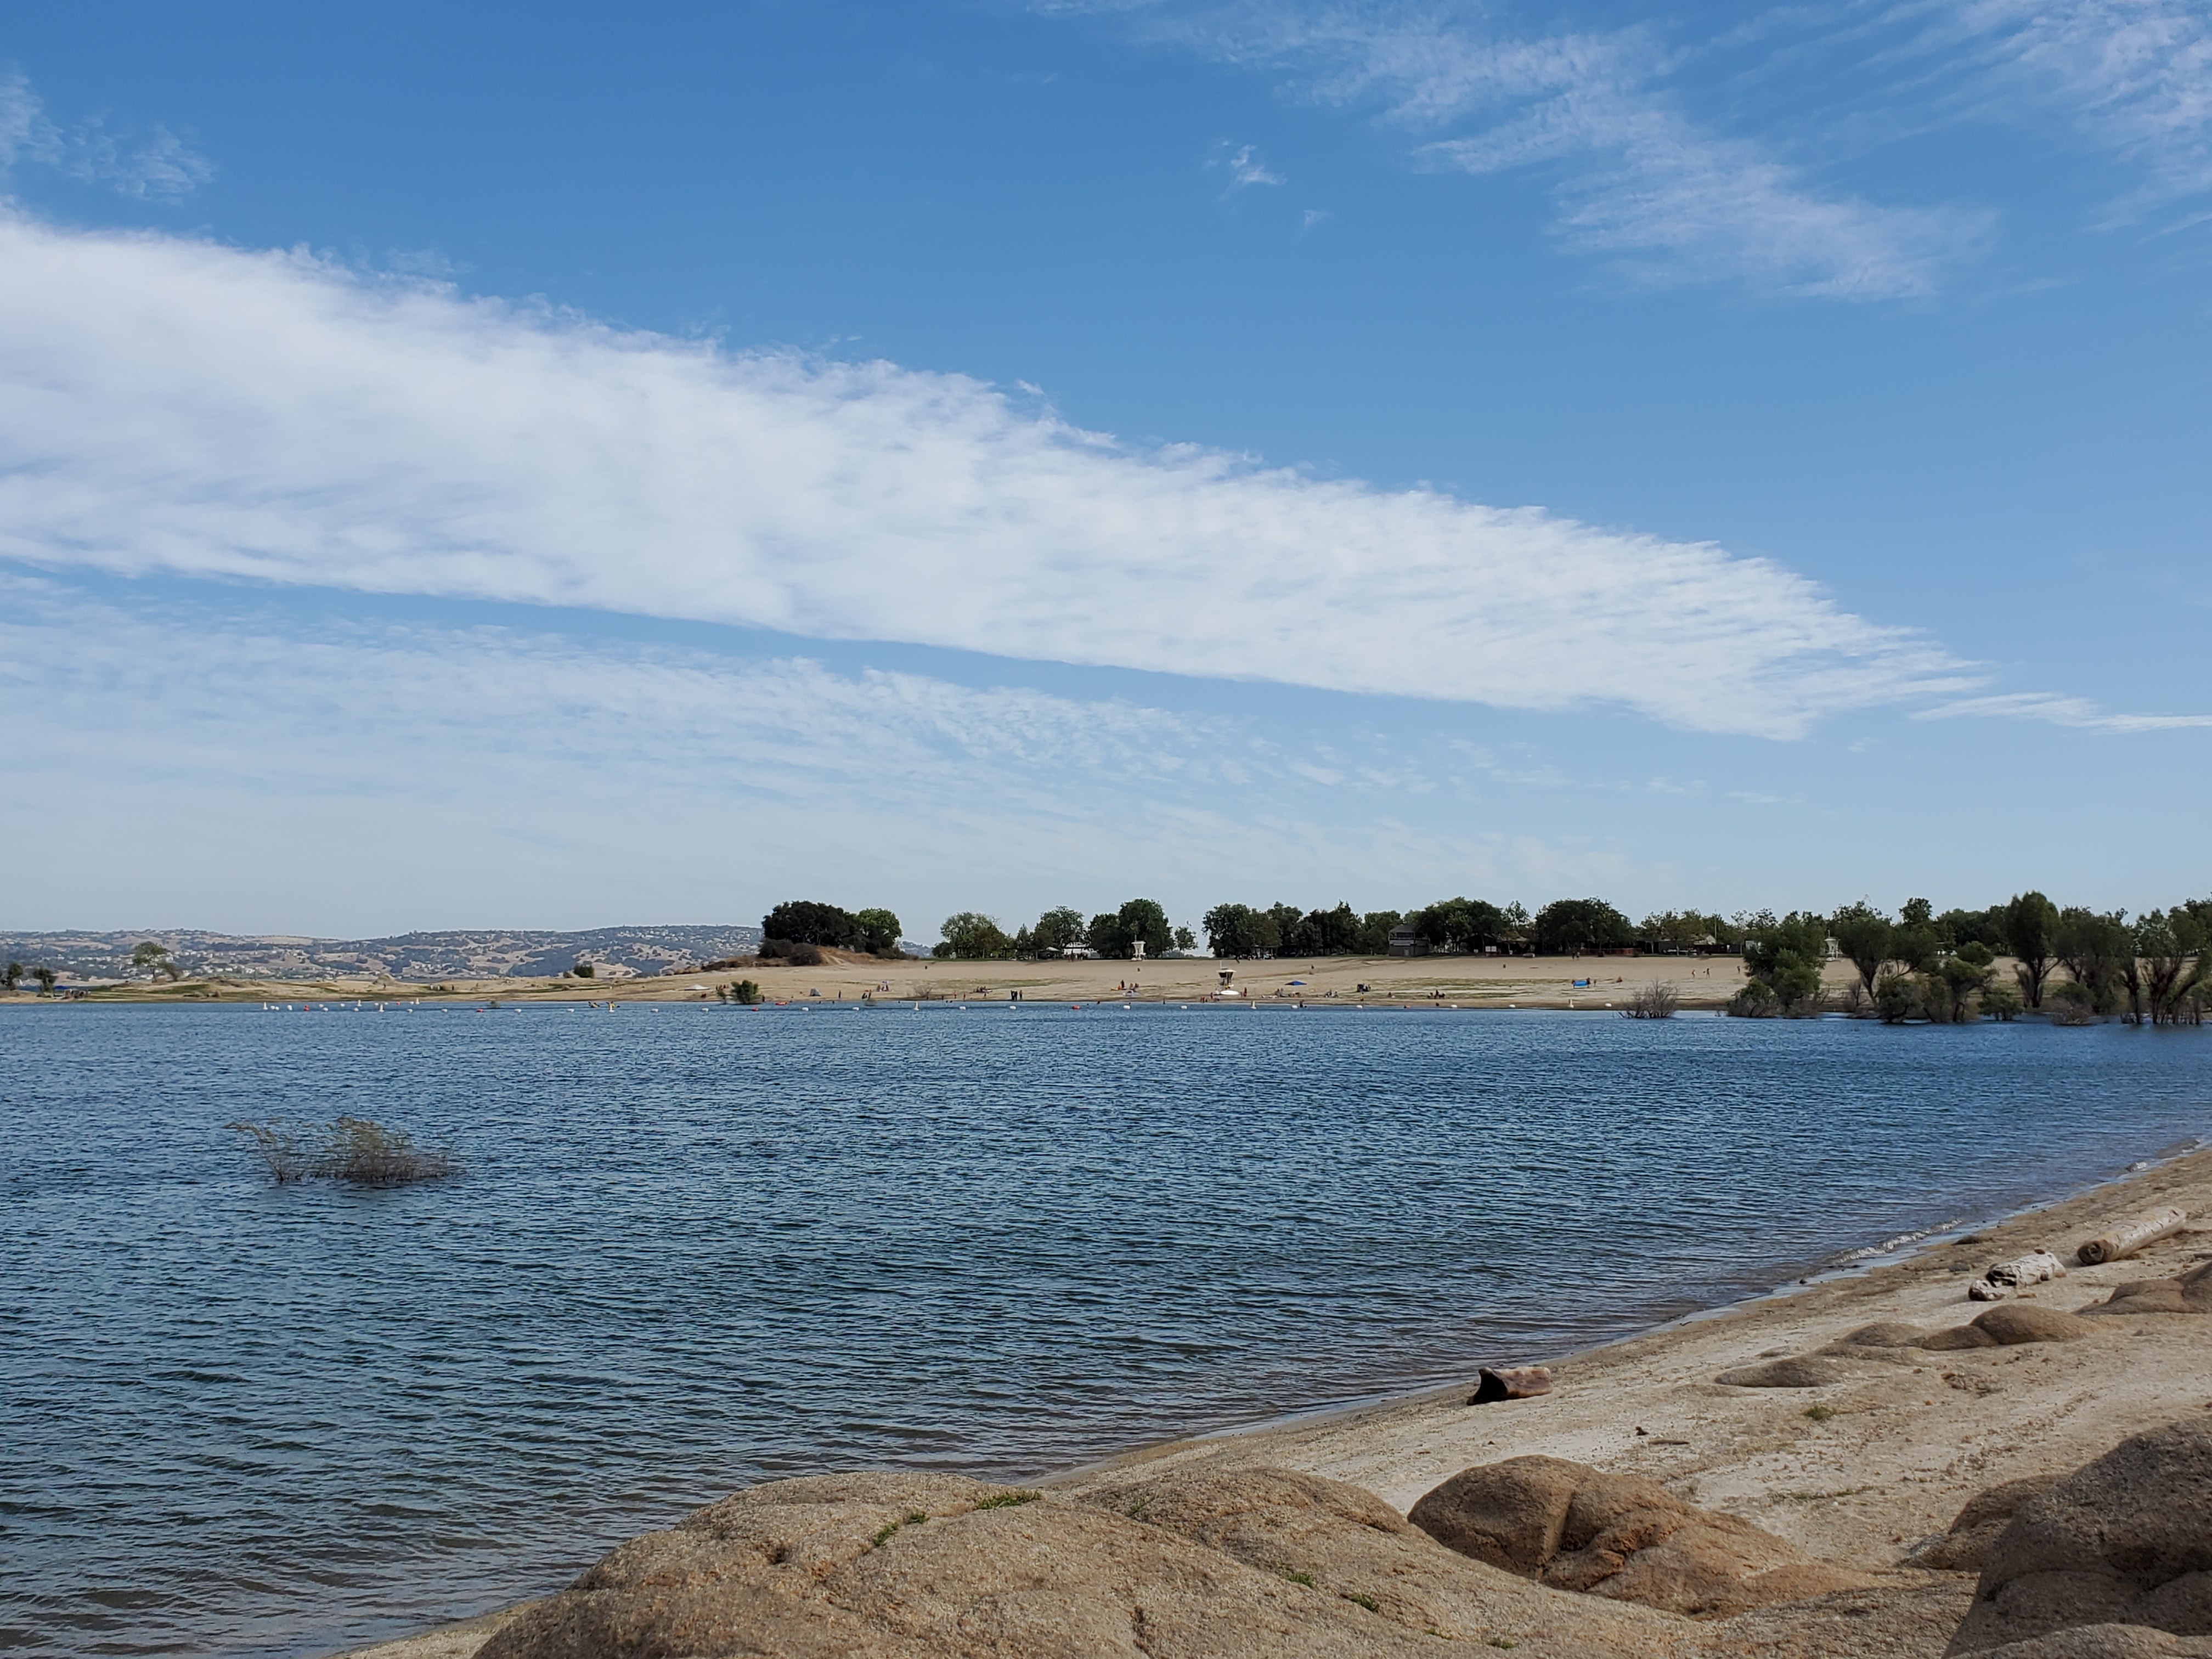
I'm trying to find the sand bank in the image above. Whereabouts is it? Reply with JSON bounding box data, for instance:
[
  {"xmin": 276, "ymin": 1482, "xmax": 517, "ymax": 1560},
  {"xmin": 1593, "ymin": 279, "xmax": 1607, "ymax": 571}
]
[
  {"xmin": 20, "ymin": 947, "xmax": 1822, "ymax": 1009},
  {"xmin": 334, "ymin": 1141, "xmax": 2211, "ymax": 1658}
]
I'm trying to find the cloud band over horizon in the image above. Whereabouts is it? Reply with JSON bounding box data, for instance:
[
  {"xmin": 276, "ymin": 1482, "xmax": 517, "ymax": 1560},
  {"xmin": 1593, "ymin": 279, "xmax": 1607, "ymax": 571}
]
[{"xmin": 0, "ymin": 210, "xmax": 1976, "ymax": 740}]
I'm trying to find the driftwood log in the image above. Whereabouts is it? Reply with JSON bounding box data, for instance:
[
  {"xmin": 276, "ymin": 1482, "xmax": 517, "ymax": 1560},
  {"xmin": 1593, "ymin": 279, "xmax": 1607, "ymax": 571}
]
[
  {"xmin": 2077, "ymin": 1207, "xmax": 2187, "ymax": 1266},
  {"xmin": 1469, "ymin": 1365, "xmax": 1553, "ymax": 1404},
  {"xmin": 1968, "ymin": 1250, "xmax": 2066, "ymax": 1301}
]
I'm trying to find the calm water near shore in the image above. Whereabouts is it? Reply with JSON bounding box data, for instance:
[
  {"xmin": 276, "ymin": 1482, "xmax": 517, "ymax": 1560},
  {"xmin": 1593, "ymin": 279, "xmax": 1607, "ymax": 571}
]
[{"xmin": 4, "ymin": 1004, "xmax": 2207, "ymax": 1657}]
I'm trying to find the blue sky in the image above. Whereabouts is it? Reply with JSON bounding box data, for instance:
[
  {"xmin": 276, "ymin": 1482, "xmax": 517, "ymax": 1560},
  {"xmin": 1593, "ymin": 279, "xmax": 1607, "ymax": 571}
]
[{"xmin": 2, "ymin": 0, "xmax": 2207, "ymax": 939}]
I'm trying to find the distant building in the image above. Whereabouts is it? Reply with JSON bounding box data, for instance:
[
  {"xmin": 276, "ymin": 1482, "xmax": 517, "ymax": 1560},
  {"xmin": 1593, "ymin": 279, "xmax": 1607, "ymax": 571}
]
[{"xmin": 1387, "ymin": 925, "xmax": 1429, "ymax": 957}]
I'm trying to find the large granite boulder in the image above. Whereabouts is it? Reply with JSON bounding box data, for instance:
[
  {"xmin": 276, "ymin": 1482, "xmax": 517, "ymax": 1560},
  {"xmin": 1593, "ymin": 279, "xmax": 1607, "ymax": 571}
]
[
  {"xmin": 1949, "ymin": 1420, "xmax": 2212, "ymax": 1655},
  {"xmin": 1080, "ymin": 1464, "xmax": 1688, "ymax": 1654},
  {"xmin": 1966, "ymin": 1627, "xmax": 2212, "ymax": 1657},
  {"xmin": 1715, "ymin": 1356, "xmax": 1852, "ymax": 1388},
  {"xmin": 1407, "ymin": 1455, "xmax": 1874, "ymax": 1618},
  {"xmin": 1971, "ymin": 1306, "xmax": 2100, "ymax": 1345},
  {"xmin": 2086, "ymin": 1262, "xmax": 2212, "ymax": 1319},
  {"xmin": 476, "ymin": 1471, "xmax": 1417, "ymax": 1659},
  {"xmin": 478, "ymin": 1465, "xmax": 1705, "ymax": 1659},
  {"xmin": 1908, "ymin": 1477, "xmax": 2062, "ymax": 1572}
]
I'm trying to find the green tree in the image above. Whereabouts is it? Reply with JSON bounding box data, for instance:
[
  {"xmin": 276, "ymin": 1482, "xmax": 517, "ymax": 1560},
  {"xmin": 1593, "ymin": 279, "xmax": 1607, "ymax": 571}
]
[
  {"xmin": 2, "ymin": 962, "xmax": 20, "ymax": 990},
  {"xmin": 761, "ymin": 901, "xmax": 861, "ymax": 949},
  {"xmin": 1172, "ymin": 926, "xmax": 1195, "ymax": 951},
  {"xmin": 1285, "ymin": 901, "xmax": 1364, "ymax": 955},
  {"xmin": 131, "ymin": 940, "xmax": 176, "ymax": 980},
  {"xmin": 1828, "ymin": 901, "xmax": 1894, "ymax": 997},
  {"xmin": 1032, "ymin": 906, "xmax": 1086, "ymax": 956},
  {"xmin": 1533, "ymin": 898, "xmax": 1634, "ymax": 955},
  {"xmin": 853, "ymin": 909, "xmax": 904, "ymax": 956},
  {"xmin": 1889, "ymin": 896, "xmax": 1943, "ymax": 973},
  {"xmin": 1936, "ymin": 907, "xmax": 2008, "ymax": 954},
  {"xmin": 2003, "ymin": 891, "xmax": 2059, "ymax": 1008},
  {"xmin": 1203, "ymin": 902, "xmax": 1285, "ymax": 958},
  {"xmin": 32, "ymin": 965, "xmax": 57, "ymax": 994},
  {"xmin": 1113, "ymin": 898, "xmax": 1173, "ymax": 959},
  {"xmin": 936, "ymin": 913, "xmax": 1012, "ymax": 959},
  {"xmin": 2055, "ymin": 907, "xmax": 2131, "ymax": 1014},
  {"xmin": 2135, "ymin": 910, "xmax": 2211, "ymax": 1025},
  {"xmin": 1922, "ymin": 943, "xmax": 1994, "ymax": 1023},
  {"xmin": 571, "ymin": 961, "xmax": 596, "ymax": 979},
  {"xmin": 1415, "ymin": 897, "xmax": 1510, "ymax": 955},
  {"xmin": 1357, "ymin": 911, "xmax": 1402, "ymax": 954},
  {"xmin": 1738, "ymin": 912, "xmax": 1829, "ymax": 1015}
]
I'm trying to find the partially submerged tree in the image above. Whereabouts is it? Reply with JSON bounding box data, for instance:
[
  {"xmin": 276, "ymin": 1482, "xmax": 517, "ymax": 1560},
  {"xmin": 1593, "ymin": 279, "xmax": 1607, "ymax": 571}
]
[
  {"xmin": 2003, "ymin": 891, "xmax": 2059, "ymax": 1008},
  {"xmin": 2056, "ymin": 907, "xmax": 2132, "ymax": 1014},
  {"xmin": 1734, "ymin": 912, "xmax": 1829, "ymax": 1015},
  {"xmin": 2135, "ymin": 910, "xmax": 2210, "ymax": 1025}
]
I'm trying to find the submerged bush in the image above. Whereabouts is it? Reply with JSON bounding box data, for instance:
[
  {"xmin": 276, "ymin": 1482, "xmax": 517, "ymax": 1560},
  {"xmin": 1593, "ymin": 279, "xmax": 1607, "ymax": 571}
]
[
  {"xmin": 227, "ymin": 1116, "xmax": 458, "ymax": 1186},
  {"xmin": 1621, "ymin": 982, "xmax": 1679, "ymax": 1019}
]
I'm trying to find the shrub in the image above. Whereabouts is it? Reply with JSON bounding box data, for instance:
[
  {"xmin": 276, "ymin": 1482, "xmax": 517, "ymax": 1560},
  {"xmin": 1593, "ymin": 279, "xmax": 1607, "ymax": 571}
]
[
  {"xmin": 723, "ymin": 979, "xmax": 763, "ymax": 1005},
  {"xmin": 1726, "ymin": 980, "xmax": 1778, "ymax": 1017},
  {"xmin": 1622, "ymin": 982, "xmax": 1679, "ymax": 1019},
  {"xmin": 2047, "ymin": 981, "xmax": 2096, "ymax": 1025},
  {"xmin": 571, "ymin": 961, "xmax": 595, "ymax": 979},
  {"xmin": 1874, "ymin": 972, "xmax": 1920, "ymax": 1023},
  {"xmin": 227, "ymin": 1117, "xmax": 458, "ymax": 1186},
  {"xmin": 1980, "ymin": 980, "xmax": 2023, "ymax": 1021},
  {"xmin": 758, "ymin": 938, "xmax": 824, "ymax": 966}
]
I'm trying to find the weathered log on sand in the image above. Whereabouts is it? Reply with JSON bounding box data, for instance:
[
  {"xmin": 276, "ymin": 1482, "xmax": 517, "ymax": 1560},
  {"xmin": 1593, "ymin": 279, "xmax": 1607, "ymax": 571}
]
[
  {"xmin": 1968, "ymin": 1249, "xmax": 2066, "ymax": 1299},
  {"xmin": 2076, "ymin": 1206, "xmax": 2187, "ymax": 1265},
  {"xmin": 1468, "ymin": 1365, "xmax": 1553, "ymax": 1404}
]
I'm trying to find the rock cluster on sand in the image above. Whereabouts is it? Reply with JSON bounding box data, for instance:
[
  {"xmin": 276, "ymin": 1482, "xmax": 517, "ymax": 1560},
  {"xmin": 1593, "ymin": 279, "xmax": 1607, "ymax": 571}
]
[
  {"xmin": 470, "ymin": 1419, "xmax": 2209, "ymax": 1659},
  {"xmin": 1948, "ymin": 1420, "xmax": 2212, "ymax": 1656},
  {"xmin": 2084, "ymin": 1260, "xmax": 2212, "ymax": 1320},
  {"xmin": 1404, "ymin": 1455, "xmax": 1874, "ymax": 1618}
]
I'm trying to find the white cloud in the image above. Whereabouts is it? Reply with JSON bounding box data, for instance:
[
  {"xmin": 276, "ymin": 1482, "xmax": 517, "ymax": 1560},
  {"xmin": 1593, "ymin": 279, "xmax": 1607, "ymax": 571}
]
[
  {"xmin": 1915, "ymin": 692, "xmax": 2212, "ymax": 732},
  {"xmin": 1213, "ymin": 140, "xmax": 1285, "ymax": 188},
  {"xmin": 0, "ymin": 574, "xmax": 1641, "ymax": 931},
  {"xmin": 0, "ymin": 70, "xmax": 213, "ymax": 200},
  {"xmin": 1042, "ymin": 4, "xmax": 1986, "ymax": 297},
  {"xmin": 0, "ymin": 210, "xmax": 1967, "ymax": 739},
  {"xmin": 1942, "ymin": 0, "xmax": 2212, "ymax": 215}
]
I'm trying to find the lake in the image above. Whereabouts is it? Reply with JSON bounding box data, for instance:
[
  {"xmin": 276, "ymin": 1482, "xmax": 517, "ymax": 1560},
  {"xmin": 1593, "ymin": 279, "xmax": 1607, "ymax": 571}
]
[{"xmin": 2, "ymin": 1003, "xmax": 2205, "ymax": 1656}]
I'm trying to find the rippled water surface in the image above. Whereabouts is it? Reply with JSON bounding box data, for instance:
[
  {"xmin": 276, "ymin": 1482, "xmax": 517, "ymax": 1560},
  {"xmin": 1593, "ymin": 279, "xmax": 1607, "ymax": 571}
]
[{"xmin": 4, "ymin": 1004, "xmax": 2207, "ymax": 1656}]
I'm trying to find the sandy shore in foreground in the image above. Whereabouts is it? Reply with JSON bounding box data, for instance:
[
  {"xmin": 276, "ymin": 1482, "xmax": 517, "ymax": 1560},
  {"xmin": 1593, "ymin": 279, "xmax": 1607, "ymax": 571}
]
[{"xmin": 337, "ymin": 1140, "xmax": 2212, "ymax": 1659}]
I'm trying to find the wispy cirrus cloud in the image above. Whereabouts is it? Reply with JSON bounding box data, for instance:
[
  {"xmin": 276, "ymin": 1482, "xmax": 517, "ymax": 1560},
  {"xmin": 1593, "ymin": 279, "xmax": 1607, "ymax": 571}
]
[
  {"xmin": 1942, "ymin": 0, "xmax": 2212, "ymax": 221},
  {"xmin": 1038, "ymin": 2, "xmax": 1989, "ymax": 297},
  {"xmin": 0, "ymin": 574, "xmax": 1641, "ymax": 930},
  {"xmin": 1915, "ymin": 692, "xmax": 2212, "ymax": 732},
  {"xmin": 0, "ymin": 70, "xmax": 213, "ymax": 200},
  {"xmin": 0, "ymin": 209, "xmax": 1970, "ymax": 741}
]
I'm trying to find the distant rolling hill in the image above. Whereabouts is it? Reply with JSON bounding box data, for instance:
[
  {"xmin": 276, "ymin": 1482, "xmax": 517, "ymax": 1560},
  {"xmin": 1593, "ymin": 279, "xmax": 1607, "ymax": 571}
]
[{"xmin": 0, "ymin": 924, "xmax": 765, "ymax": 983}]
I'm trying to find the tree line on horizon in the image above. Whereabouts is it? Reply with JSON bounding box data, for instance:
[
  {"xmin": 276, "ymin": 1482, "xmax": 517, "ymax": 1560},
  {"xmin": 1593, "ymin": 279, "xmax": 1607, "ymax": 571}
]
[{"xmin": 742, "ymin": 890, "xmax": 2210, "ymax": 1028}]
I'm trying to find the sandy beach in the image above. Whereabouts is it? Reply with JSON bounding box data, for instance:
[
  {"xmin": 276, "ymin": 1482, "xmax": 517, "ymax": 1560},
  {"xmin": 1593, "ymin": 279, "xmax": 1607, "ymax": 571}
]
[
  {"xmin": 335, "ymin": 1137, "xmax": 2211, "ymax": 1659},
  {"xmin": 12, "ymin": 947, "xmax": 1799, "ymax": 1011}
]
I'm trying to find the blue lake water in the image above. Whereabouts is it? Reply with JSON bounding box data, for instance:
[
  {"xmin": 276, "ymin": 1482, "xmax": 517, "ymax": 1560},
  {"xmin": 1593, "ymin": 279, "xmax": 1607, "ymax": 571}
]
[{"xmin": 3, "ymin": 1003, "xmax": 2207, "ymax": 1657}]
